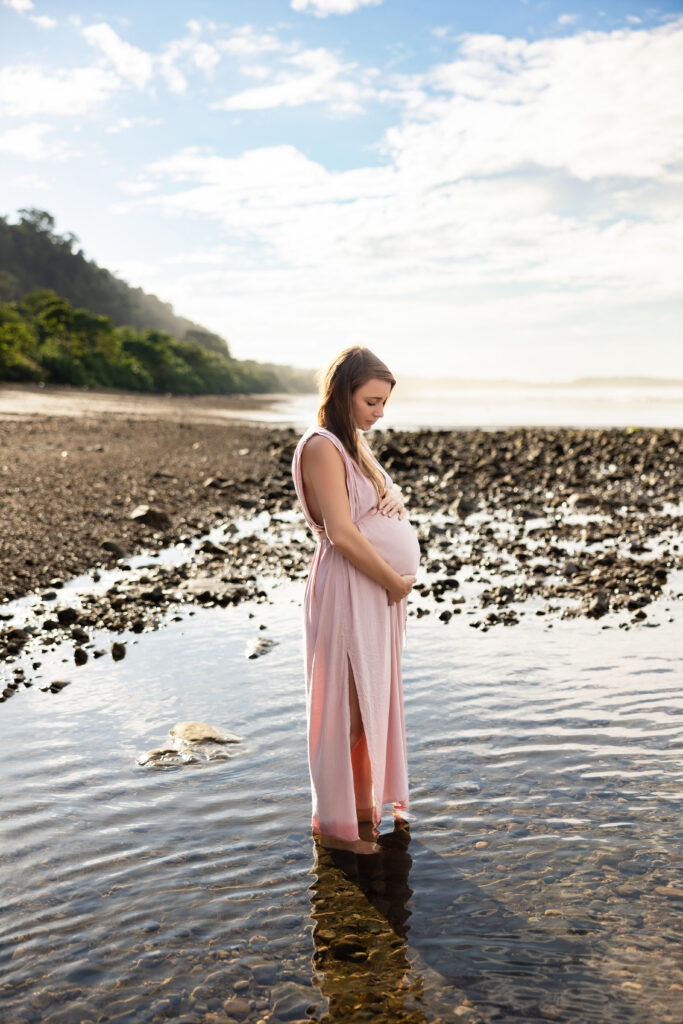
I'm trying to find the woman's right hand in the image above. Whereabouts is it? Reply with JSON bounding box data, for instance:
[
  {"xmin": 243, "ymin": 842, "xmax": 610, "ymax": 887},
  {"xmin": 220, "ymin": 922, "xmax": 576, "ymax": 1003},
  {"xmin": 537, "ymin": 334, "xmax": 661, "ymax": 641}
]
[{"xmin": 387, "ymin": 573, "xmax": 417, "ymax": 606}]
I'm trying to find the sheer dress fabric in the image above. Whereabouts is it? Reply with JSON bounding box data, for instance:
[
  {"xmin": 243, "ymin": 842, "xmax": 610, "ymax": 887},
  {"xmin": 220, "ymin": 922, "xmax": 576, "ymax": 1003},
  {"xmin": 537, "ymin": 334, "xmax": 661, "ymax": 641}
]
[{"xmin": 291, "ymin": 427, "xmax": 420, "ymax": 842}]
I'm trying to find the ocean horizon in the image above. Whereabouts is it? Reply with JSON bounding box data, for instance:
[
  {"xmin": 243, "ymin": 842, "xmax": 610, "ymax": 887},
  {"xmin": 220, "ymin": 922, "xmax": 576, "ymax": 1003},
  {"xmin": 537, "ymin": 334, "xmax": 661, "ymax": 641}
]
[{"xmin": 243, "ymin": 378, "xmax": 683, "ymax": 431}]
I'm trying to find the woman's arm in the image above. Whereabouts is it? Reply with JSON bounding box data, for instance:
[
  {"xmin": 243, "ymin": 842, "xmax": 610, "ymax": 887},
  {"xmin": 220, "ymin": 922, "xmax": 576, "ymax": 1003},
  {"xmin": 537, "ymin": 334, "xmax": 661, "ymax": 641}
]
[{"xmin": 301, "ymin": 436, "xmax": 415, "ymax": 606}]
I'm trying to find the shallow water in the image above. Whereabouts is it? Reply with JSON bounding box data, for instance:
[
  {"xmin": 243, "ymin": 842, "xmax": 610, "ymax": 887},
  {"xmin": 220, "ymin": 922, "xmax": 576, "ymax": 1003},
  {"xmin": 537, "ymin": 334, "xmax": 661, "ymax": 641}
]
[
  {"xmin": 219, "ymin": 385, "xmax": 683, "ymax": 431},
  {"xmin": 1, "ymin": 578, "xmax": 682, "ymax": 1024}
]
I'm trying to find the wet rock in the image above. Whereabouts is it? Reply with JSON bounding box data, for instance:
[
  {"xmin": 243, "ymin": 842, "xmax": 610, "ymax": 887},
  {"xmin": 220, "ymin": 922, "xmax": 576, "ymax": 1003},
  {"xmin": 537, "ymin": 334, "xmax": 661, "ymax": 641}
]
[
  {"xmin": 57, "ymin": 607, "xmax": 79, "ymax": 626},
  {"xmin": 200, "ymin": 539, "xmax": 229, "ymax": 557},
  {"xmin": 170, "ymin": 722, "xmax": 242, "ymax": 744},
  {"xmin": 585, "ymin": 591, "xmax": 610, "ymax": 618},
  {"xmin": 101, "ymin": 540, "xmax": 127, "ymax": 558},
  {"xmin": 567, "ymin": 492, "xmax": 602, "ymax": 509},
  {"xmin": 270, "ymin": 981, "xmax": 313, "ymax": 1021},
  {"xmin": 129, "ymin": 504, "xmax": 172, "ymax": 529},
  {"xmin": 40, "ymin": 679, "xmax": 70, "ymax": 694},
  {"xmin": 74, "ymin": 646, "xmax": 88, "ymax": 666},
  {"xmin": 223, "ymin": 996, "xmax": 251, "ymax": 1019},
  {"xmin": 137, "ymin": 747, "xmax": 199, "ymax": 768},
  {"xmin": 203, "ymin": 476, "xmax": 234, "ymax": 490},
  {"xmin": 138, "ymin": 722, "xmax": 242, "ymax": 768},
  {"xmin": 111, "ymin": 641, "xmax": 126, "ymax": 661},
  {"xmin": 7, "ymin": 627, "xmax": 29, "ymax": 642},
  {"xmin": 245, "ymin": 637, "xmax": 277, "ymax": 659}
]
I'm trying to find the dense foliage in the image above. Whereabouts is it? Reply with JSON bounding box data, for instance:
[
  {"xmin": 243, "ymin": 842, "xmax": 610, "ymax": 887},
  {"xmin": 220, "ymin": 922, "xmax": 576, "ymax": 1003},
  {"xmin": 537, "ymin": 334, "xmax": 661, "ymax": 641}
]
[
  {"xmin": 0, "ymin": 207, "xmax": 316, "ymax": 394},
  {"xmin": 0, "ymin": 208, "xmax": 229, "ymax": 353},
  {"xmin": 0, "ymin": 290, "xmax": 281, "ymax": 394}
]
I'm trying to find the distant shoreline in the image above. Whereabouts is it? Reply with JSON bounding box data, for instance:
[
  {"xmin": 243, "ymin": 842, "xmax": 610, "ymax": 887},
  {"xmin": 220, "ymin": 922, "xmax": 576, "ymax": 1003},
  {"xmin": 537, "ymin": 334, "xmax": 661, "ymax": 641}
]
[{"xmin": 0, "ymin": 382, "xmax": 287, "ymax": 423}]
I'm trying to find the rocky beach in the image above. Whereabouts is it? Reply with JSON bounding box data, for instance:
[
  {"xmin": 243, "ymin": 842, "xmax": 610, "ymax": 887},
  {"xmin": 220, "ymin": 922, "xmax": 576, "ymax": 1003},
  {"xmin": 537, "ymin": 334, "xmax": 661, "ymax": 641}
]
[
  {"xmin": 1, "ymin": 387, "xmax": 682, "ymax": 1024},
  {"xmin": 0, "ymin": 386, "xmax": 681, "ymax": 700}
]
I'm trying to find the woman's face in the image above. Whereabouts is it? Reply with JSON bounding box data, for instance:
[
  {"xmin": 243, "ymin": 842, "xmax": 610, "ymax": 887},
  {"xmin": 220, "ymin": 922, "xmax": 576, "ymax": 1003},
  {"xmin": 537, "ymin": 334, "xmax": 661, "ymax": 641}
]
[{"xmin": 351, "ymin": 377, "xmax": 393, "ymax": 432}]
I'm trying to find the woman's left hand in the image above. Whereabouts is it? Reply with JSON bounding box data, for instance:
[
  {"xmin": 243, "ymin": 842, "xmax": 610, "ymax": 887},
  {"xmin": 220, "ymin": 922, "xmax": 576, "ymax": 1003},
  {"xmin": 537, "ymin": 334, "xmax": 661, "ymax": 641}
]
[{"xmin": 378, "ymin": 485, "xmax": 406, "ymax": 520}]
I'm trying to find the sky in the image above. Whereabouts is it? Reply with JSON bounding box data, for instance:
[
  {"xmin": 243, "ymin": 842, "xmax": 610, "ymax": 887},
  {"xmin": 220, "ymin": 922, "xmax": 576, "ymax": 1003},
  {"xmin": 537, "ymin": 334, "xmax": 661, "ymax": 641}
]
[{"xmin": 1, "ymin": 0, "xmax": 682, "ymax": 381}]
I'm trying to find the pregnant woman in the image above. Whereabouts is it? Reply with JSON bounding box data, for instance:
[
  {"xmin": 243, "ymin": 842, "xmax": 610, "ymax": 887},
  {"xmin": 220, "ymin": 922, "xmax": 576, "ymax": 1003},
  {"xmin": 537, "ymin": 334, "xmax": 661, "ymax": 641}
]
[{"xmin": 292, "ymin": 346, "xmax": 420, "ymax": 854}]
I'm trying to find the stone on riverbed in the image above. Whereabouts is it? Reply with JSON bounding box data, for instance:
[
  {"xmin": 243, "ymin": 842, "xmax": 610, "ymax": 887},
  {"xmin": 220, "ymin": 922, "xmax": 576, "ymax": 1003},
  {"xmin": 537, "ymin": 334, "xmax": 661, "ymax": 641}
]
[
  {"xmin": 245, "ymin": 637, "xmax": 278, "ymax": 659},
  {"xmin": 129, "ymin": 504, "xmax": 172, "ymax": 529},
  {"xmin": 170, "ymin": 721, "xmax": 241, "ymax": 744},
  {"xmin": 137, "ymin": 721, "xmax": 243, "ymax": 769}
]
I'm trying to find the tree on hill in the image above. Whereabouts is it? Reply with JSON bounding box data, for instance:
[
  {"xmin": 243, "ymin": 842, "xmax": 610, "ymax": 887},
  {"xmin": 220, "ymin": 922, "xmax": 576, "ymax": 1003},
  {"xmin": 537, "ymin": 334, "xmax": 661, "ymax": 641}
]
[
  {"xmin": 0, "ymin": 208, "xmax": 230, "ymax": 354},
  {"xmin": 0, "ymin": 289, "xmax": 279, "ymax": 394}
]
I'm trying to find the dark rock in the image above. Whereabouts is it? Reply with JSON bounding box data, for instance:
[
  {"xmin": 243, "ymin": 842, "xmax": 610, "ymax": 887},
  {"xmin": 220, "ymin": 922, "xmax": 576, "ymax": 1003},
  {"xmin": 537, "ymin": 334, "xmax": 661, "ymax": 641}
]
[
  {"xmin": 129, "ymin": 504, "xmax": 172, "ymax": 529},
  {"xmin": 41, "ymin": 679, "xmax": 70, "ymax": 694},
  {"xmin": 7, "ymin": 627, "xmax": 29, "ymax": 641},
  {"xmin": 74, "ymin": 646, "xmax": 88, "ymax": 666},
  {"xmin": 586, "ymin": 591, "xmax": 610, "ymax": 618},
  {"xmin": 57, "ymin": 607, "xmax": 79, "ymax": 626},
  {"xmin": 101, "ymin": 540, "xmax": 127, "ymax": 558},
  {"xmin": 111, "ymin": 641, "xmax": 126, "ymax": 661}
]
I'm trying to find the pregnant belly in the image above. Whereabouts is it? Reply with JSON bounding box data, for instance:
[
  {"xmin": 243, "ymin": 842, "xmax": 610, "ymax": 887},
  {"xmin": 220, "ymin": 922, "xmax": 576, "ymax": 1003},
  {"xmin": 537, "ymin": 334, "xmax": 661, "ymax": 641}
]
[{"xmin": 358, "ymin": 510, "xmax": 421, "ymax": 576}]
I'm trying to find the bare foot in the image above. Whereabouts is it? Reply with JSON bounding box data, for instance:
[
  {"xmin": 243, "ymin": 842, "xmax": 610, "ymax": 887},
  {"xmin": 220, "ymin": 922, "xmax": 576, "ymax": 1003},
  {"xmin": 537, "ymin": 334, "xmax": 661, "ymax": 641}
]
[{"xmin": 314, "ymin": 832, "xmax": 380, "ymax": 855}]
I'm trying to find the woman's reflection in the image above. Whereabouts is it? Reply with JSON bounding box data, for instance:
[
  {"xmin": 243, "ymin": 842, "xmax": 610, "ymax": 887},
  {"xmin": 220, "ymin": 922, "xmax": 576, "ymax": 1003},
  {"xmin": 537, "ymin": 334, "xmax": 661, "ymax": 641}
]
[{"xmin": 308, "ymin": 820, "xmax": 427, "ymax": 1023}]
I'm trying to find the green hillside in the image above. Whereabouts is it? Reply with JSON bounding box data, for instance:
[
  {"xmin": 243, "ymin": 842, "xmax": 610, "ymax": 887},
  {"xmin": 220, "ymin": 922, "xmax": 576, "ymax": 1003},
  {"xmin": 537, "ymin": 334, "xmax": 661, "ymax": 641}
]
[
  {"xmin": 0, "ymin": 209, "xmax": 315, "ymax": 395},
  {"xmin": 0, "ymin": 209, "xmax": 229, "ymax": 354}
]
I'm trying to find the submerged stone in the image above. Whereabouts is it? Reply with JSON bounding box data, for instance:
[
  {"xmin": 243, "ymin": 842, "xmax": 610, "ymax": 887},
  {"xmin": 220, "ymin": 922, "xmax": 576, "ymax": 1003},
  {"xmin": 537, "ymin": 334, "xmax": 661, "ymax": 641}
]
[{"xmin": 137, "ymin": 721, "xmax": 243, "ymax": 769}]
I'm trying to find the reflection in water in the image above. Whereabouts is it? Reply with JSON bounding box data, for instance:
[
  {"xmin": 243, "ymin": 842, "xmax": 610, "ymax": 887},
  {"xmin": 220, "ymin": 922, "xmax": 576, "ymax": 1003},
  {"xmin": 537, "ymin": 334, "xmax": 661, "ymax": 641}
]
[
  {"xmin": 309, "ymin": 822, "xmax": 427, "ymax": 1024},
  {"xmin": 309, "ymin": 823, "xmax": 647, "ymax": 1024}
]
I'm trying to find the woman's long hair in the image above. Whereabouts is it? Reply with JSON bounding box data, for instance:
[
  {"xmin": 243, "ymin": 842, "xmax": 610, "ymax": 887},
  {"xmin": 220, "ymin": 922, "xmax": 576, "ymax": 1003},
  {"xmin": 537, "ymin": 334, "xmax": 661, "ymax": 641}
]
[{"xmin": 317, "ymin": 346, "xmax": 395, "ymax": 498}]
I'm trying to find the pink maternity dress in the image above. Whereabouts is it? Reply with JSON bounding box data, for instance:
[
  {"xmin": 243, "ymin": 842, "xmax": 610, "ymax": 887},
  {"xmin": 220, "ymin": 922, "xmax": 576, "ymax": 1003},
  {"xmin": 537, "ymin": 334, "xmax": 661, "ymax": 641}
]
[{"xmin": 292, "ymin": 427, "xmax": 421, "ymax": 842}]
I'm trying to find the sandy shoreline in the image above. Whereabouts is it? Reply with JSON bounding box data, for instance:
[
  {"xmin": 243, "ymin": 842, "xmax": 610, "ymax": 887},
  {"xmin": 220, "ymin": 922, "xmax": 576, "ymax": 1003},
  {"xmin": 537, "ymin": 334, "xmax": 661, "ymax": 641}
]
[
  {"xmin": 1, "ymin": 385, "xmax": 681, "ymax": 687},
  {"xmin": 0, "ymin": 381, "xmax": 287, "ymax": 423}
]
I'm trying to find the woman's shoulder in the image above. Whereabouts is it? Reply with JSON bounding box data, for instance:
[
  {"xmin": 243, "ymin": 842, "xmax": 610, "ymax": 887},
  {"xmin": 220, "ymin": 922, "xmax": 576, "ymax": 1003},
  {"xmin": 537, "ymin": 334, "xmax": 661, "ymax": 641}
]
[
  {"xmin": 299, "ymin": 428, "xmax": 347, "ymax": 464},
  {"xmin": 298, "ymin": 426, "xmax": 345, "ymax": 452}
]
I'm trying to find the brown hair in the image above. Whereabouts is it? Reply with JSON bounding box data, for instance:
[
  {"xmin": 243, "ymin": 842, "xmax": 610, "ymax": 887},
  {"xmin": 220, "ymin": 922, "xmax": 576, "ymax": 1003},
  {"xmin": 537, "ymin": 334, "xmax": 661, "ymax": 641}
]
[{"xmin": 317, "ymin": 345, "xmax": 395, "ymax": 498}]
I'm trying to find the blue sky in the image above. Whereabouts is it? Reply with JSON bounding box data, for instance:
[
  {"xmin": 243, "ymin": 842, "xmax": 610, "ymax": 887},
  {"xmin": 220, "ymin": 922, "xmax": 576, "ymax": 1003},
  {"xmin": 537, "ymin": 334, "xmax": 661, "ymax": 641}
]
[{"xmin": 1, "ymin": 0, "xmax": 681, "ymax": 380}]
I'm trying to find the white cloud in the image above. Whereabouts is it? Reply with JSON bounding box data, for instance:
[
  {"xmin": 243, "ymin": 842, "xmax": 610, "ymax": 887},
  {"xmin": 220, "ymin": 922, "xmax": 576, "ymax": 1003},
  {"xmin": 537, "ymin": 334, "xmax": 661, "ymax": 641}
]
[
  {"xmin": 82, "ymin": 23, "xmax": 154, "ymax": 88},
  {"xmin": 3, "ymin": 0, "xmax": 34, "ymax": 13},
  {"xmin": 0, "ymin": 121, "xmax": 71, "ymax": 160},
  {"xmin": 106, "ymin": 116, "xmax": 163, "ymax": 134},
  {"xmin": 212, "ymin": 47, "xmax": 377, "ymax": 113},
  {"xmin": 114, "ymin": 18, "xmax": 683, "ymax": 376},
  {"xmin": 217, "ymin": 26, "xmax": 283, "ymax": 56},
  {"xmin": 240, "ymin": 64, "xmax": 271, "ymax": 80},
  {"xmin": 117, "ymin": 177, "xmax": 159, "ymax": 195},
  {"xmin": 626, "ymin": 15, "xmax": 642, "ymax": 25},
  {"xmin": 0, "ymin": 64, "xmax": 121, "ymax": 116},
  {"xmin": 10, "ymin": 172, "xmax": 51, "ymax": 189},
  {"xmin": 159, "ymin": 23, "xmax": 222, "ymax": 93},
  {"xmin": 557, "ymin": 13, "xmax": 580, "ymax": 26},
  {"xmin": 29, "ymin": 14, "xmax": 56, "ymax": 28},
  {"xmin": 291, "ymin": 0, "xmax": 382, "ymax": 16},
  {"xmin": 386, "ymin": 19, "xmax": 683, "ymax": 181}
]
